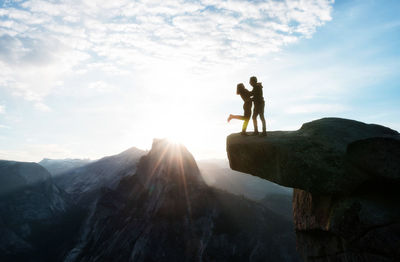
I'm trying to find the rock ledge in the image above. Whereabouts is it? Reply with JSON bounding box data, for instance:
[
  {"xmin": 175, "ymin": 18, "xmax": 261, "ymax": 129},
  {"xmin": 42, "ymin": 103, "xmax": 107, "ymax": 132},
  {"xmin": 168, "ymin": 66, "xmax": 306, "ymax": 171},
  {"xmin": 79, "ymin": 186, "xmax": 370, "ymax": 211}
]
[
  {"xmin": 227, "ymin": 118, "xmax": 400, "ymax": 262},
  {"xmin": 227, "ymin": 117, "xmax": 399, "ymax": 195}
]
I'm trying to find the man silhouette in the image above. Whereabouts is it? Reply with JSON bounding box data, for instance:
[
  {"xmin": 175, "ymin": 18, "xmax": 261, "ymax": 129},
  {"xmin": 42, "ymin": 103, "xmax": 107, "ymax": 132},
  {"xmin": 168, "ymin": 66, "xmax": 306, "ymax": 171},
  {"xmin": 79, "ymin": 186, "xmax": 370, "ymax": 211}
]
[
  {"xmin": 227, "ymin": 83, "xmax": 252, "ymax": 136},
  {"xmin": 249, "ymin": 76, "xmax": 266, "ymax": 136}
]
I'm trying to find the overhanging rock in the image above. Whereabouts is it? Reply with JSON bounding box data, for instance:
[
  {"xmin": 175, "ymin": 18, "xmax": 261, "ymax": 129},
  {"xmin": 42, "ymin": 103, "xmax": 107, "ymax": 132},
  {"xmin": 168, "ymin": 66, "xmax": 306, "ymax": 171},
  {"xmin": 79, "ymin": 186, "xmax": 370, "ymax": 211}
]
[{"xmin": 227, "ymin": 117, "xmax": 399, "ymax": 195}]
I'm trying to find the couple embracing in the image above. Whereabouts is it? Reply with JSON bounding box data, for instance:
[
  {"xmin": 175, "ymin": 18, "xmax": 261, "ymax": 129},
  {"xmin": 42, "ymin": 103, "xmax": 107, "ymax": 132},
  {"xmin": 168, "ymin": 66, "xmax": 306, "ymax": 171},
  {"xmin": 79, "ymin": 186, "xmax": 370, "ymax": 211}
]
[{"xmin": 227, "ymin": 76, "xmax": 266, "ymax": 136}]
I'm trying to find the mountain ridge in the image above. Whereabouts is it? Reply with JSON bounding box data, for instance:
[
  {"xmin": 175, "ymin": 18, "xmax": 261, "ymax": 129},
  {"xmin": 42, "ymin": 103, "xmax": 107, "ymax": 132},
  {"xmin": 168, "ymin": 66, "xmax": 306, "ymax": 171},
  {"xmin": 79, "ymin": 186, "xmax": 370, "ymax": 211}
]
[{"xmin": 64, "ymin": 139, "xmax": 300, "ymax": 262}]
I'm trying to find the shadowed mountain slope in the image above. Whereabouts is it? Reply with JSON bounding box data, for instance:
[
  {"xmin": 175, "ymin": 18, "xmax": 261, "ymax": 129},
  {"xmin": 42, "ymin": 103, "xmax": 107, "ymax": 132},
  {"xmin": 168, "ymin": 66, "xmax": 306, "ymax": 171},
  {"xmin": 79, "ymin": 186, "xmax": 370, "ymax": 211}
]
[
  {"xmin": 64, "ymin": 139, "xmax": 300, "ymax": 262},
  {"xmin": 54, "ymin": 147, "xmax": 145, "ymax": 204},
  {"xmin": 39, "ymin": 158, "xmax": 92, "ymax": 177},
  {"xmin": 0, "ymin": 161, "xmax": 80, "ymax": 262}
]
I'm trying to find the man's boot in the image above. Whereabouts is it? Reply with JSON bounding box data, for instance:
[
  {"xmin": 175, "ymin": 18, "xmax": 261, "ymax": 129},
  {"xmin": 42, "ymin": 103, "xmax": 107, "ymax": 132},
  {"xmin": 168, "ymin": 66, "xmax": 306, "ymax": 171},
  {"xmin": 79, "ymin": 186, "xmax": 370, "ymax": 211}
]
[
  {"xmin": 261, "ymin": 118, "xmax": 267, "ymax": 136},
  {"xmin": 261, "ymin": 125, "xmax": 267, "ymax": 136}
]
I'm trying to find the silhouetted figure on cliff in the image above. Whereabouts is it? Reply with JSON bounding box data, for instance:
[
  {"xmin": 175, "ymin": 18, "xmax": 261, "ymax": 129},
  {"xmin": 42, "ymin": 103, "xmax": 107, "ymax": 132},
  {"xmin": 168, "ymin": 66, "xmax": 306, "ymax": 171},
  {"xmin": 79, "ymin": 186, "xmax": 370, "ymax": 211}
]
[
  {"xmin": 249, "ymin": 76, "xmax": 266, "ymax": 136},
  {"xmin": 227, "ymin": 83, "xmax": 252, "ymax": 136}
]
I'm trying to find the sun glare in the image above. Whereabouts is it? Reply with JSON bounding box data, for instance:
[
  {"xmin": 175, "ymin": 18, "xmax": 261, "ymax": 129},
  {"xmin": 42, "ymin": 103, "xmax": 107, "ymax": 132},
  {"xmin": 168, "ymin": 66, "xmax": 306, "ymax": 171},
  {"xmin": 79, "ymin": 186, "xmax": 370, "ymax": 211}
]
[
  {"xmin": 161, "ymin": 119, "xmax": 197, "ymax": 147},
  {"xmin": 165, "ymin": 136, "xmax": 184, "ymax": 146},
  {"xmin": 129, "ymin": 61, "xmax": 228, "ymax": 160},
  {"xmin": 138, "ymin": 63, "xmax": 209, "ymax": 148}
]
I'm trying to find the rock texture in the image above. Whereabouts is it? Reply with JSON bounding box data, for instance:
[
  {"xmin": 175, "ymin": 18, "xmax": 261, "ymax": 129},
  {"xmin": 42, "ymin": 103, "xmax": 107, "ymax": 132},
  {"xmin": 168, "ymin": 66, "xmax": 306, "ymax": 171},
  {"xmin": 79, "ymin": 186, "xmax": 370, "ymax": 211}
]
[
  {"xmin": 65, "ymin": 139, "xmax": 300, "ymax": 262},
  {"xmin": 227, "ymin": 118, "xmax": 400, "ymax": 262},
  {"xmin": 0, "ymin": 161, "xmax": 79, "ymax": 262}
]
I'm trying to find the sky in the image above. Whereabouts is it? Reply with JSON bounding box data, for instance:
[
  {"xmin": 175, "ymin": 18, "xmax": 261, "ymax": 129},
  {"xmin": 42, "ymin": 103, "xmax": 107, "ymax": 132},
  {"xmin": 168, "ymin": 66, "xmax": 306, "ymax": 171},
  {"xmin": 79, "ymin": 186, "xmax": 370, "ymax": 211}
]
[{"xmin": 0, "ymin": 0, "xmax": 399, "ymax": 162}]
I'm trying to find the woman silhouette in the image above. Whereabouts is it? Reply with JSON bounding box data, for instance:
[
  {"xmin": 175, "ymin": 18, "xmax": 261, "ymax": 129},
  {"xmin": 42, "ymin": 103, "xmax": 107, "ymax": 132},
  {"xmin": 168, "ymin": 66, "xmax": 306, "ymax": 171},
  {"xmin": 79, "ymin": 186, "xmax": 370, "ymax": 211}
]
[{"xmin": 227, "ymin": 83, "xmax": 252, "ymax": 136}]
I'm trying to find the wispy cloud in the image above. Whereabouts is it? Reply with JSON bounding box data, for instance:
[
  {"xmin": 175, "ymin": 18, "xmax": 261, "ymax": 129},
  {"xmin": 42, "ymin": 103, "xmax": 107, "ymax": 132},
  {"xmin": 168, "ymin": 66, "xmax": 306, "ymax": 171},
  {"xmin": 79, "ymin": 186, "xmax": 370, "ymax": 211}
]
[
  {"xmin": 0, "ymin": 0, "xmax": 334, "ymax": 104},
  {"xmin": 88, "ymin": 81, "xmax": 115, "ymax": 93},
  {"xmin": 34, "ymin": 102, "xmax": 51, "ymax": 112},
  {"xmin": 0, "ymin": 104, "xmax": 4, "ymax": 114}
]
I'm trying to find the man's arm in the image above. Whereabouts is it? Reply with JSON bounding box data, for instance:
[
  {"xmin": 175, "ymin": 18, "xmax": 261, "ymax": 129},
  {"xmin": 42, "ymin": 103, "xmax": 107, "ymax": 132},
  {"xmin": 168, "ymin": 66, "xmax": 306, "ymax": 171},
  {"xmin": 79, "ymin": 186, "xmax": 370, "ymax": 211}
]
[{"xmin": 248, "ymin": 89, "xmax": 254, "ymax": 97}]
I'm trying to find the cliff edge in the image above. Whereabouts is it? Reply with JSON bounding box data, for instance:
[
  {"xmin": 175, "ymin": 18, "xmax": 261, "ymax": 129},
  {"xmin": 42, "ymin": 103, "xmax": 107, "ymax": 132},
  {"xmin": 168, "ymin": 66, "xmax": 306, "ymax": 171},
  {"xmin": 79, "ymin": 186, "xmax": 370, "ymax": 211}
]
[{"xmin": 227, "ymin": 118, "xmax": 400, "ymax": 262}]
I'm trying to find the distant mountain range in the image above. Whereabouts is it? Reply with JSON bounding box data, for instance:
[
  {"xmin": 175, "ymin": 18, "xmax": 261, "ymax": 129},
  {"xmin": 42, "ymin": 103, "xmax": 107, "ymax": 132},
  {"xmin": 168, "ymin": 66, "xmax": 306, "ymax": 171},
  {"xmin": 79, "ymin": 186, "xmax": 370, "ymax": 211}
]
[
  {"xmin": 198, "ymin": 159, "xmax": 292, "ymax": 200},
  {"xmin": 47, "ymin": 147, "xmax": 145, "ymax": 204},
  {"xmin": 39, "ymin": 153, "xmax": 293, "ymax": 217},
  {"xmin": 0, "ymin": 141, "xmax": 299, "ymax": 261},
  {"xmin": 63, "ymin": 139, "xmax": 299, "ymax": 261},
  {"xmin": 39, "ymin": 158, "xmax": 92, "ymax": 177}
]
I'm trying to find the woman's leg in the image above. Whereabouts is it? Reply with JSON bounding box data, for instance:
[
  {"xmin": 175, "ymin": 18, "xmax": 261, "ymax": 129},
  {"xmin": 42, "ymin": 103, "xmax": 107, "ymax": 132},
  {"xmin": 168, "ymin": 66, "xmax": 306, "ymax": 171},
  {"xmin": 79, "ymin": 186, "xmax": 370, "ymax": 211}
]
[
  {"xmin": 242, "ymin": 117, "xmax": 250, "ymax": 132},
  {"xmin": 228, "ymin": 114, "xmax": 246, "ymax": 122}
]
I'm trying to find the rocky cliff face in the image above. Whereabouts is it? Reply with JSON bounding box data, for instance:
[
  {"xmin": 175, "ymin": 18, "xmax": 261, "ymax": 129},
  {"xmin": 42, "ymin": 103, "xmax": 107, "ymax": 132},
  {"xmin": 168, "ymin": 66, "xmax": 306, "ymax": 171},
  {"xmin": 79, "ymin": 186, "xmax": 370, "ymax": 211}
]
[
  {"xmin": 64, "ymin": 139, "xmax": 300, "ymax": 262},
  {"xmin": 0, "ymin": 160, "xmax": 79, "ymax": 262},
  {"xmin": 227, "ymin": 118, "xmax": 400, "ymax": 262}
]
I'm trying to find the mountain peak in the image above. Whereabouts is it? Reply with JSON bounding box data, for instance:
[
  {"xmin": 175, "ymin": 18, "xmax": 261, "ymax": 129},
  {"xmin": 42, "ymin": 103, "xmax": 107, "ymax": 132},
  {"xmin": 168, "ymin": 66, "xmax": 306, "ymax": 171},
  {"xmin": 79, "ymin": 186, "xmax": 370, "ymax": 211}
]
[
  {"xmin": 136, "ymin": 138, "xmax": 204, "ymax": 189},
  {"xmin": 115, "ymin": 146, "xmax": 146, "ymax": 157}
]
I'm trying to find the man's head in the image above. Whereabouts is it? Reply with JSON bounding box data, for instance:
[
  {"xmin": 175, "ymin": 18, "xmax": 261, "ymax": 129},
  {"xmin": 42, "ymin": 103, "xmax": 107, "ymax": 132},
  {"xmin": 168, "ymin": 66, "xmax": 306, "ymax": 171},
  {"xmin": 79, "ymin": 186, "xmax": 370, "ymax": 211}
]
[
  {"xmin": 236, "ymin": 83, "xmax": 244, "ymax": 94},
  {"xmin": 249, "ymin": 76, "xmax": 257, "ymax": 87}
]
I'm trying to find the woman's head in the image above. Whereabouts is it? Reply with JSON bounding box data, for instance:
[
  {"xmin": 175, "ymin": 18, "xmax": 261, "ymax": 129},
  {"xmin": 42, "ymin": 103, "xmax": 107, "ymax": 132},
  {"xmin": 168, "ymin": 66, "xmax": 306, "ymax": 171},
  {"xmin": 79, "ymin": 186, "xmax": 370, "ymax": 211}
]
[{"xmin": 236, "ymin": 83, "xmax": 245, "ymax": 94}]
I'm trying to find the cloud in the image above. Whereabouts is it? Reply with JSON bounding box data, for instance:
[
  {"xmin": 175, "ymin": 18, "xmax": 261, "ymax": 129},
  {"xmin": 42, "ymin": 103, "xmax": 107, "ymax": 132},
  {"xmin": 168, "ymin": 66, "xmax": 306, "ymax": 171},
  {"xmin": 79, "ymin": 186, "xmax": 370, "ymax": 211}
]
[
  {"xmin": 0, "ymin": 104, "xmax": 5, "ymax": 114},
  {"xmin": 88, "ymin": 81, "xmax": 115, "ymax": 93},
  {"xmin": 34, "ymin": 102, "xmax": 51, "ymax": 112},
  {"xmin": 0, "ymin": 33, "xmax": 90, "ymax": 107},
  {"xmin": 0, "ymin": 0, "xmax": 334, "ymax": 106}
]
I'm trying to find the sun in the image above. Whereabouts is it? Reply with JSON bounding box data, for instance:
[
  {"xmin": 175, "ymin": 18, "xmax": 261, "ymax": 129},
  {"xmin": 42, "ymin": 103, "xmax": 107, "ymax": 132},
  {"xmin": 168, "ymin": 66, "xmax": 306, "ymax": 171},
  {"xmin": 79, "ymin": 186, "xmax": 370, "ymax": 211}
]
[
  {"xmin": 161, "ymin": 119, "xmax": 196, "ymax": 147},
  {"xmin": 148, "ymin": 102, "xmax": 209, "ymax": 155},
  {"xmin": 130, "ymin": 61, "xmax": 223, "ymax": 159}
]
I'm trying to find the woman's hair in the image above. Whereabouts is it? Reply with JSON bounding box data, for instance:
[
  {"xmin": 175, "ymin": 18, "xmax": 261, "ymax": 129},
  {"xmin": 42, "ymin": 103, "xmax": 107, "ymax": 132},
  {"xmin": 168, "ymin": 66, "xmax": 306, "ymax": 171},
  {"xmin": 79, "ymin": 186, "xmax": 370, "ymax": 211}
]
[{"xmin": 236, "ymin": 83, "xmax": 245, "ymax": 94}]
